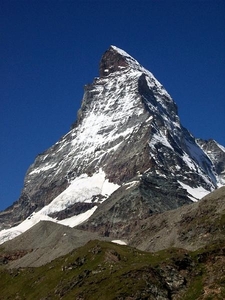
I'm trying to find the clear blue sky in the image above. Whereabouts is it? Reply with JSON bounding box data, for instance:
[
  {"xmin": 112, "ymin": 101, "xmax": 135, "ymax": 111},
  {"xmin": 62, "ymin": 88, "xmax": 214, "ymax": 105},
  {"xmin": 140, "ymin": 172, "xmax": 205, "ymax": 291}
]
[{"xmin": 1, "ymin": 0, "xmax": 225, "ymax": 211}]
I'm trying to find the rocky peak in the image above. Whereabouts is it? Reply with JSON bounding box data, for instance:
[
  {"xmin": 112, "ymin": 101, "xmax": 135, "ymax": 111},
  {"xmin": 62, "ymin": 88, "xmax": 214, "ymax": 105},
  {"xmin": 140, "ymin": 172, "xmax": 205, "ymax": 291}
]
[
  {"xmin": 99, "ymin": 46, "xmax": 129, "ymax": 77},
  {"xmin": 0, "ymin": 45, "xmax": 224, "ymax": 244}
]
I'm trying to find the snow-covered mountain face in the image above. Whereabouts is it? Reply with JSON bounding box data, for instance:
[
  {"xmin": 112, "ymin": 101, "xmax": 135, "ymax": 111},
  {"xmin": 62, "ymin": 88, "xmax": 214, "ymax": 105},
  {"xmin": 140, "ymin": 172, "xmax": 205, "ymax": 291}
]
[{"xmin": 0, "ymin": 46, "xmax": 224, "ymax": 243}]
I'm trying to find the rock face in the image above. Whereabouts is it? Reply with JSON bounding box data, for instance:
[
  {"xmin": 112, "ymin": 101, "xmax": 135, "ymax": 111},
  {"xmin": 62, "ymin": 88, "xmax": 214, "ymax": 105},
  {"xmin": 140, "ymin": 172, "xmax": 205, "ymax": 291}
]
[
  {"xmin": 0, "ymin": 46, "xmax": 224, "ymax": 243},
  {"xmin": 197, "ymin": 138, "xmax": 225, "ymax": 185},
  {"xmin": 99, "ymin": 46, "xmax": 129, "ymax": 77},
  {"xmin": 79, "ymin": 173, "xmax": 192, "ymax": 238},
  {"xmin": 128, "ymin": 186, "xmax": 225, "ymax": 252}
]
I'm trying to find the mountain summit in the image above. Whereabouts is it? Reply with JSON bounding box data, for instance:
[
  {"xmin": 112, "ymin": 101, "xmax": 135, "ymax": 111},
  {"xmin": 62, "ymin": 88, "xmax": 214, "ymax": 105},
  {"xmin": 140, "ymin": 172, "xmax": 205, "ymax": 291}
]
[
  {"xmin": 0, "ymin": 46, "xmax": 224, "ymax": 243},
  {"xmin": 99, "ymin": 45, "xmax": 155, "ymax": 77}
]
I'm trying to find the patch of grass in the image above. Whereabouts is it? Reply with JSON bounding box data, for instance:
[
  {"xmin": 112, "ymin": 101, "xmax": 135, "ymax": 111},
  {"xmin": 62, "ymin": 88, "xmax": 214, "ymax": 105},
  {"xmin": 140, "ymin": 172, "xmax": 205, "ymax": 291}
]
[
  {"xmin": 183, "ymin": 276, "xmax": 204, "ymax": 300},
  {"xmin": 1, "ymin": 239, "xmax": 225, "ymax": 299},
  {"xmin": 0, "ymin": 240, "xmax": 176, "ymax": 299}
]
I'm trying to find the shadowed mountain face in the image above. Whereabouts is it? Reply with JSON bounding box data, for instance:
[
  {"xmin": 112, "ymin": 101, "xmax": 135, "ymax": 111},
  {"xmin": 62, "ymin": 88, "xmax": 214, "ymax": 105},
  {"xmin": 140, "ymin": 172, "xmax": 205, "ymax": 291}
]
[{"xmin": 0, "ymin": 46, "xmax": 224, "ymax": 246}]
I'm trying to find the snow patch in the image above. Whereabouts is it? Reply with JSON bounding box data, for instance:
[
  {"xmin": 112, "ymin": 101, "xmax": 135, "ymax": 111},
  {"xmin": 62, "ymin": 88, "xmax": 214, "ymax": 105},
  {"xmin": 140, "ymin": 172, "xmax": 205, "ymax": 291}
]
[
  {"xmin": 111, "ymin": 240, "xmax": 127, "ymax": 245},
  {"xmin": 149, "ymin": 131, "xmax": 173, "ymax": 151},
  {"xmin": 41, "ymin": 169, "xmax": 119, "ymax": 215},
  {"xmin": 216, "ymin": 142, "xmax": 225, "ymax": 153},
  {"xmin": 124, "ymin": 180, "xmax": 139, "ymax": 190},
  {"xmin": 0, "ymin": 214, "xmax": 55, "ymax": 245},
  {"xmin": 29, "ymin": 163, "xmax": 57, "ymax": 175},
  {"xmin": 0, "ymin": 170, "xmax": 120, "ymax": 244},
  {"xmin": 58, "ymin": 206, "xmax": 98, "ymax": 227},
  {"xmin": 178, "ymin": 181, "xmax": 210, "ymax": 201}
]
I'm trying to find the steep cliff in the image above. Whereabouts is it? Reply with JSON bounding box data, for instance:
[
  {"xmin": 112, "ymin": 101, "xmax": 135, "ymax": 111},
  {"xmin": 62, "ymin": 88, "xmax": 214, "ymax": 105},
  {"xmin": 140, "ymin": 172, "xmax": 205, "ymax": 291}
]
[{"xmin": 0, "ymin": 46, "xmax": 224, "ymax": 244}]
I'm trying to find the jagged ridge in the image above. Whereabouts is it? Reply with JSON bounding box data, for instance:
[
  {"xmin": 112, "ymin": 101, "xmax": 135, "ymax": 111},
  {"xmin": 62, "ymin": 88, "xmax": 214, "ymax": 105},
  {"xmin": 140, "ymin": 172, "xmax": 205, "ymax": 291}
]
[{"xmin": 0, "ymin": 46, "xmax": 224, "ymax": 244}]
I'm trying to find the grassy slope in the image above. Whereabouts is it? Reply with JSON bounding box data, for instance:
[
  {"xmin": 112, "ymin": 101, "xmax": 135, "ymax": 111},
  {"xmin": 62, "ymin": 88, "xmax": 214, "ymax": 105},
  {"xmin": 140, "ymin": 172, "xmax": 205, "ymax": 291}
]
[{"xmin": 1, "ymin": 239, "xmax": 225, "ymax": 300}]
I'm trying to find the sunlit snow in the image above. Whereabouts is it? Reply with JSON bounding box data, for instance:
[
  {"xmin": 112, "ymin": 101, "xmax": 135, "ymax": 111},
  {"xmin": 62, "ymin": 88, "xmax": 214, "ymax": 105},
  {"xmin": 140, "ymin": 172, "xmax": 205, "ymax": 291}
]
[
  {"xmin": 58, "ymin": 206, "xmax": 98, "ymax": 227},
  {"xmin": 124, "ymin": 180, "xmax": 139, "ymax": 190},
  {"xmin": 216, "ymin": 142, "xmax": 225, "ymax": 153},
  {"xmin": 111, "ymin": 239, "xmax": 127, "ymax": 245},
  {"xmin": 0, "ymin": 169, "xmax": 119, "ymax": 244},
  {"xmin": 149, "ymin": 131, "xmax": 174, "ymax": 151},
  {"xmin": 178, "ymin": 181, "xmax": 210, "ymax": 201},
  {"xmin": 111, "ymin": 45, "xmax": 171, "ymax": 99},
  {"xmin": 29, "ymin": 162, "xmax": 57, "ymax": 175}
]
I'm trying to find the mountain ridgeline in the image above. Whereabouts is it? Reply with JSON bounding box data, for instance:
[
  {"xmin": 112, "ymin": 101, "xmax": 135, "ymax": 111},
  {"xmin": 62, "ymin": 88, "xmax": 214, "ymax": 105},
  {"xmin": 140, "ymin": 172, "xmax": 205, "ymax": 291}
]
[{"xmin": 0, "ymin": 46, "xmax": 224, "ymax": 243}]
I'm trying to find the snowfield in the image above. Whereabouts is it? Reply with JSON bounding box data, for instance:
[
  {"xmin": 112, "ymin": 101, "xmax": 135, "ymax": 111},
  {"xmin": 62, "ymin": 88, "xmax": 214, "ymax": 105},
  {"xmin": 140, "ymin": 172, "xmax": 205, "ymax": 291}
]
[
  {"xmin": 0, "ymin": 169, "xmax": 119, "ymax": 245},
  {"xmin": 178, "ymin": 181, "xmax": 210, "ymax": 201}
]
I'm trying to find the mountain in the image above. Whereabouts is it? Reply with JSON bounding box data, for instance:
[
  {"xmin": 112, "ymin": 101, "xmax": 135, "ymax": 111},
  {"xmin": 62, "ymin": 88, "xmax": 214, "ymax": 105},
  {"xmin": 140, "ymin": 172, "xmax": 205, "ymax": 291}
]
[{"xmin": 0, "ymin": 45, "xmax": 224, "ymax": 244}]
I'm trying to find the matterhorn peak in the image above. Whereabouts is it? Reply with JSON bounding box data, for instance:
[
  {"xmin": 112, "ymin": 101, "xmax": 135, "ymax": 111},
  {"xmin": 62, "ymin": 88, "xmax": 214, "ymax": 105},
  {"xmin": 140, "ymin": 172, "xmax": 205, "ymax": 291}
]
[
  {"xmin": 0, "ymin": 46, "xmax": 224, "ymax": 245},
  {"xmin": 99, "ymin": 45, "xmax": 130, "ymax": 77},
  {"xmin": 99, "ymin": 46, "xmax": 168, "ymax": 97},
  {"xmin": 99, "ymin": 45, "xmax": 148, "ymax": 77}
]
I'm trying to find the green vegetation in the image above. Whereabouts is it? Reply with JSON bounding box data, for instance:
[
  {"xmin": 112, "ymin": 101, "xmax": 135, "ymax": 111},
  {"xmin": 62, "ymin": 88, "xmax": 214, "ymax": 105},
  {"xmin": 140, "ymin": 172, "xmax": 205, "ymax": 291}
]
[
  {"xmin": 1, "ymin": 239, "xmax": 225, "ymax": 299},
  {"xmin": 183, "ymin": 275, "xmax": 204, "ymax": 300}
]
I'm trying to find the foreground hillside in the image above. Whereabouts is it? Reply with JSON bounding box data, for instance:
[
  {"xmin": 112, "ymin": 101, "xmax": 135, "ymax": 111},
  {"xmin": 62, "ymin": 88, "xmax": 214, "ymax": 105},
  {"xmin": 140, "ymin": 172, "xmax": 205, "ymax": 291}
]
[
  {"xmin": 0, "ymin": 187, "xmax": 225, "ymax": 299},
  {"xmin": 1, "ymin": 239, "xmax": 225, "ymax": 300},
  {"xmin": 128, "ymin": 186, "xmax": 225, "ymax": 252}
]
